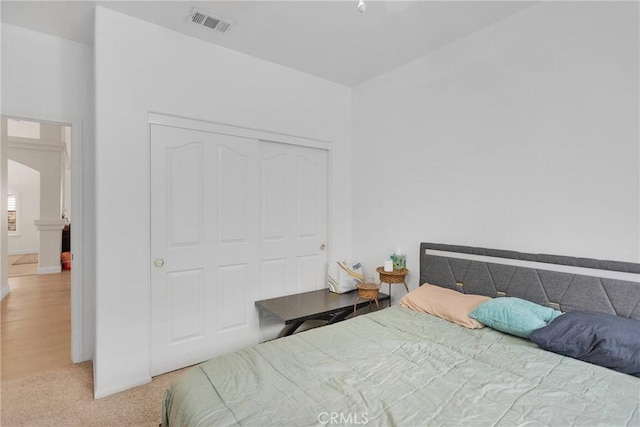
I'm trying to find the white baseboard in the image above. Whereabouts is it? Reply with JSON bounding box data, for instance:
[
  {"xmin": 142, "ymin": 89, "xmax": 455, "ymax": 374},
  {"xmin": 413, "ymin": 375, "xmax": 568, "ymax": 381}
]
[
  {"xmin": 38, "ymin": 265, "xmax": 62, "ymax": 274},
  {"xmin": 1, "ymin": 285, "xmax": 10, "ymax": 300}
]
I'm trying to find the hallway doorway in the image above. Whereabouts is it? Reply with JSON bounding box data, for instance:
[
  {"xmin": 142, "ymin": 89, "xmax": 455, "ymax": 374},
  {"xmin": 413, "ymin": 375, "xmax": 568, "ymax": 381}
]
[{"xmin": 2, "ymin": 117, "xmax": 74, "ymax": 379}]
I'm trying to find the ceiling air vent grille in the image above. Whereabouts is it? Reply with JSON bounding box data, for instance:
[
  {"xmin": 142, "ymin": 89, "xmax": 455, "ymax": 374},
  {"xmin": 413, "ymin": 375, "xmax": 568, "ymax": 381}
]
[{"xmin": 188, "ymin": 8, "xmax": 232, "ymax": 33}]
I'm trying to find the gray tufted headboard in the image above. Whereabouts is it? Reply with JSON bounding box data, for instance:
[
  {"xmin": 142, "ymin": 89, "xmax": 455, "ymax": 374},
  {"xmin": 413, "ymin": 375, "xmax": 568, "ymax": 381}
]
[{"xmin": 420, "ymin": 243, "xmax": 640, "ymax": 320}]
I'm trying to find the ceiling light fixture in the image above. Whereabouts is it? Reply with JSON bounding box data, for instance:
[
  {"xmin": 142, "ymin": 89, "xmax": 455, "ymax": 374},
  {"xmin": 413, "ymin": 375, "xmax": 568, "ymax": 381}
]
[{"xmin": 357, "ymin": 0, "xmax": 366, "ymax": 13}]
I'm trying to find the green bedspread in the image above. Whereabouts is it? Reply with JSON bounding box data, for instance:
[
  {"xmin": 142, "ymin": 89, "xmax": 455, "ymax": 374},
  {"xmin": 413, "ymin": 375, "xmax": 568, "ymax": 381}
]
[{"xmin": 163, "ymin": 306, "xmax": 640, "ymax": 426}]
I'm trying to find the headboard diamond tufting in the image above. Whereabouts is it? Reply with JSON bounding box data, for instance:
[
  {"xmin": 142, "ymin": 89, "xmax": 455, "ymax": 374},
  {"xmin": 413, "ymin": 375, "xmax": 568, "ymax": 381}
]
[{"xmin": 420, "ymin": 243, "xmax": 640, "ymax": 320}]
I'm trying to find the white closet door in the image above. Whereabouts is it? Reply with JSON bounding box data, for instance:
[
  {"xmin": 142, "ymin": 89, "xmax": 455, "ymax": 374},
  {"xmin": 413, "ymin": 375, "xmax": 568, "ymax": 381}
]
[
  {"xmin": 260, "ymin": 141, "xmax": 328, "ymax": 300},
  {"xmin": 150, "ymin": 125, "xmax": 329, "ymax": 376},
  {"xmin": 150, "ymin": 124, "xmax": 259, "ymax": 376}
]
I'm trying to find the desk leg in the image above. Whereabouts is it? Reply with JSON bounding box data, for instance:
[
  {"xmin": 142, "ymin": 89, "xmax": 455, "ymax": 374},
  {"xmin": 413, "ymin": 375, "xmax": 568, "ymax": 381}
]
[
  {"xmin": 329, "ymin": 308, "xmax": 353, "ymax": 324},
  {"xmin": 403, "ymin": 282, "xmax": 409, "ymax": 292},
  {"xmin": 278, "ymin": 321, "xmax": 305, "ymax": 338}
]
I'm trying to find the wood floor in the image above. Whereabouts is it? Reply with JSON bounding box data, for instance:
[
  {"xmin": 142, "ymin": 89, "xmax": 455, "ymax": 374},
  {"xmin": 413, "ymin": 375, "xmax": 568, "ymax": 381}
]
[
  {"xmin": 1, "ymin": 271, "xmax": 71, "ymax": 381},
  {"xmin": 7, "ymin": 254, "xmax": 38, "ymax": 277}
]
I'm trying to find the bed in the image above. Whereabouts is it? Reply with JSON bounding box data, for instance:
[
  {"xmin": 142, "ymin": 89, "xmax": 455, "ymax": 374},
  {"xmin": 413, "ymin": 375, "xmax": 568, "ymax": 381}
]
[{"xmin": 162, "ymin": 243, "xmax": 640, "ymax": 426}]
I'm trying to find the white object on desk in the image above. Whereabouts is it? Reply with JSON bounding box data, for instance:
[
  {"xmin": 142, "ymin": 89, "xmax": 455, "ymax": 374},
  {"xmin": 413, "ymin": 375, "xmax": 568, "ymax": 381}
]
[{"xmin": 384, "ymin": 259, "xmax": 393, "ymax": 272}]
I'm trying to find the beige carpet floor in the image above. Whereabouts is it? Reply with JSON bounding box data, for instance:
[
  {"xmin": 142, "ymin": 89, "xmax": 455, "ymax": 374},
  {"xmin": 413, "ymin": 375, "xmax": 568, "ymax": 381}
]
[{"xmin": 1, "ymin": 361, "xmax": 187, "ymax": 426}]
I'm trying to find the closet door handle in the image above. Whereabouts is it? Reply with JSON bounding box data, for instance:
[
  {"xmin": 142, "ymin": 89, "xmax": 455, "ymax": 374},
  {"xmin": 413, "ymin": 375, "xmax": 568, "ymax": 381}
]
[{"xmin": 154, "ymin": 259, "xmax": 165, "ymax": 268}]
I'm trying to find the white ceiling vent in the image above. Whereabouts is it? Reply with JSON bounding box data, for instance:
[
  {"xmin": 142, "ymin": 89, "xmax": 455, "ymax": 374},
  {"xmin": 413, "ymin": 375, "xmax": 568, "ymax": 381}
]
[{"xmin": 188, "ymin": 8, "xmax": 232, "ymax": 33}]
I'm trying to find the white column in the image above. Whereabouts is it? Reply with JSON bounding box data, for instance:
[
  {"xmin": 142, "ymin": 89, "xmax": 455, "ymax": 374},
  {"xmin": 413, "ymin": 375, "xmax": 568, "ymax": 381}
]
[{"xmin": 34, "ymin": 219, "xmax": 66, "ymax": 274}]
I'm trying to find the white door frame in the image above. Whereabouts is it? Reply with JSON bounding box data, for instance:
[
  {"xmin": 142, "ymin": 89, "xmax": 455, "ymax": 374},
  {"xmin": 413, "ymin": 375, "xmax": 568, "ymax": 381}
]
[
  {"xmin": 148, "ymin": 113, "xmax": 332, "ymax": 151},
  {"xmin": 2, "ymin": 112, "xmax": 86, "ymax": 363}
]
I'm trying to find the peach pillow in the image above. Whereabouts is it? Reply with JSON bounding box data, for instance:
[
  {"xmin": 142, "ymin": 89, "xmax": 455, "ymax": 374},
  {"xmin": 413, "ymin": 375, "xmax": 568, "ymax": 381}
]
[{"xmin": 400, "ymin": 283, "xmax": 491, "ymax": 329}]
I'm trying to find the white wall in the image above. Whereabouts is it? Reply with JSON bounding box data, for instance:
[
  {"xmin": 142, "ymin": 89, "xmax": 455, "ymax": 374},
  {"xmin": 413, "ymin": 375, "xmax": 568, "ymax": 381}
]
[
  {"xmin": 63, "ymin": 125, "xmax": 72, "ymax": 223},
  {"xmin": 0, "ymin": 3, "xmax": 7, "ymax": 300},
  {"xmin": 7, "ymin": 160, "xmax": 40, "ymax": 254},
  {"xmin": 94, "ymin": 7, "xmax": 352, "ymax": 398},
  {"xmin": 63, "ymin": 167, "xmax": 71, "ymax": 222},
  {"xmin": 9, "ymin": 141, "xmax": 62, "ymax": 221},
  {"xmin": 1, "ymin": 124, "xmax": 8, "ymax": 300},
  {"xmin": 352, "ymin": 1, "xmax": 639, "ymax": 295},
  {"xmin": 1, "ymin": 23, "xmax": 95, "ymax": 362}
]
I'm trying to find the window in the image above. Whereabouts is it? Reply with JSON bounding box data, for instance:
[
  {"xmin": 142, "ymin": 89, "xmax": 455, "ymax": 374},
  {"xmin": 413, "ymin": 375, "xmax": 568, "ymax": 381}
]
[{"xmin": 8, "ymin": 191, "xmax": 18, "ymax": 234}]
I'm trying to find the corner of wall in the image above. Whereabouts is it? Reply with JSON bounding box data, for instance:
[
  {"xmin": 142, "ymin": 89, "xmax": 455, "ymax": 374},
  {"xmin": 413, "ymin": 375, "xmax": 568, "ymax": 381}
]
[
  {"xmin": 93, "ymin": 374, "xmax": 151, "ymax": 400},
  {"xmin": 1, "ymin": 120, "xmax": 9, "ymax": 301}
]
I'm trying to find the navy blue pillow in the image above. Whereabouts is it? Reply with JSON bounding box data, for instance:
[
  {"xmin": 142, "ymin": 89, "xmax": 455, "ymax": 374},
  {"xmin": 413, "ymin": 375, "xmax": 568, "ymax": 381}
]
[{"xmin": 529, "ymin": 311, "xmax": 640, "ymax": 377}]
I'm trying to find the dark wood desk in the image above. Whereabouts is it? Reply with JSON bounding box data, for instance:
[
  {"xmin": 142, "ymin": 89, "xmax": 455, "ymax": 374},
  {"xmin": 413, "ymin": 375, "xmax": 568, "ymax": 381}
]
[{"xmin": 255, "ymin": 289, "xmax": 390, "ymax": 337}]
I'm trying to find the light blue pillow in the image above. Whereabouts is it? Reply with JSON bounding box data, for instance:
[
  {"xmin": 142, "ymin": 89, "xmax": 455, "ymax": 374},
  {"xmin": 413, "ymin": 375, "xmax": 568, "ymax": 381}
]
[{"xmin": 469, "ymin": 297, "xmax": 563, "ymax": 338}]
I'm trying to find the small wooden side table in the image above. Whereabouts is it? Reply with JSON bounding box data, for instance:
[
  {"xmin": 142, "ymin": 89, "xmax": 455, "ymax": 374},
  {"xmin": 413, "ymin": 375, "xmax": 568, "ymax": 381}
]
[
  {"xmin": 376, "ymin": 267, "xmax": 409, "ymax": 299},
  {"xmin": 353, "ymin": 282, "xmax": 382, "ymax": 316}
]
